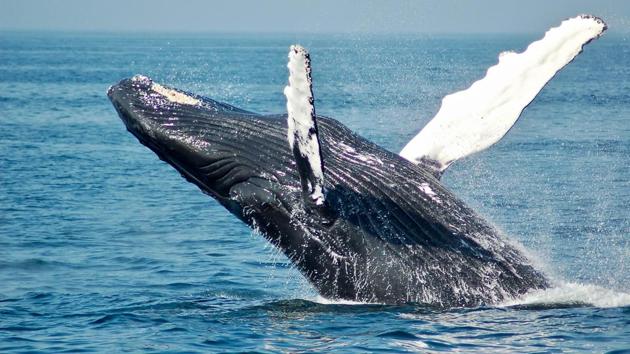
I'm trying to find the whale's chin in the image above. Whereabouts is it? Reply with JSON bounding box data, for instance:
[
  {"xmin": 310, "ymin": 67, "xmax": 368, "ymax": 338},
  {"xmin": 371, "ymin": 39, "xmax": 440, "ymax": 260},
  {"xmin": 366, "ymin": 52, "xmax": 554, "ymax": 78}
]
[{"xmin": 108, "ymin": 75, "xmax": 272, "ymax": 201}]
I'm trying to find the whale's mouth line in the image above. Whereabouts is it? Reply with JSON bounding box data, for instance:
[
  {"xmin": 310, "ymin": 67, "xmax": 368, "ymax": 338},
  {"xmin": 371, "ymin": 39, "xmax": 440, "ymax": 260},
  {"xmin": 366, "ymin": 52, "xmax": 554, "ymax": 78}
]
[
  {"xmin": 135, "ymin": 132, "xmax": 235, "ymax": 204},
  {"xmin": 109, "ymin": 92, "xmax": 230, "ymax": 204},
  {"xmin": 108, "ymin": 79, "xmax": 296, "ymax": 222}
]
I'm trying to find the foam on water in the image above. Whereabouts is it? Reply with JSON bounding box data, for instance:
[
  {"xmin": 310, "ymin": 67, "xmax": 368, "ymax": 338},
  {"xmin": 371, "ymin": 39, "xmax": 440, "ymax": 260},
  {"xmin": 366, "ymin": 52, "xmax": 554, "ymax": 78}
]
[
  {"xmin": 313, "ymin": 295, "xmax": 373, "ymax": 305},
  {"xmin": 311, "ymin": 282, "xmax": 630, "ymax": 309},
  {"xmin": 502, "ymin": 282, "xmax": 630, "ymax": 308}
]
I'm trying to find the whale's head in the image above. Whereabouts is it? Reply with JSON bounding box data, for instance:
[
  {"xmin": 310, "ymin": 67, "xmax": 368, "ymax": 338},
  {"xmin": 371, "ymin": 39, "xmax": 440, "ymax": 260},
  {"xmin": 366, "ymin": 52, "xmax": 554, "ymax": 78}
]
[
  {"xmin": 107, "ymin": 76, "xmax": 363, "ymax": 298},
  {"xmin": 107, "ymin": 76, "xmax": 300, "ymax": 225}
]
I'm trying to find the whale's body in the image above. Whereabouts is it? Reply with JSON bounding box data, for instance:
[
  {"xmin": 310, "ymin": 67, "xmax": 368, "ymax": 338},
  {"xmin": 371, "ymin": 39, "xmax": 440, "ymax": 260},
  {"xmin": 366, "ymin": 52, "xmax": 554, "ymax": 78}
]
[
  {"xmin": 108, "ymin": 15, "xmax": 606, "ymax": 306},
  {"xmin": 109, "ymin": 77, "xmax": 547, "ymax": 306}
]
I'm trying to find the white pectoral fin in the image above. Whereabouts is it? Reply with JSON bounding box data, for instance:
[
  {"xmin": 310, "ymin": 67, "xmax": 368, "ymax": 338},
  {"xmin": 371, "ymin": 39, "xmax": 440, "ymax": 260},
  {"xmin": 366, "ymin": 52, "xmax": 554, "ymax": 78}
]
[
  {"xmin": 400, "ymin": 15, "xmax": 607, "ymax": 176},
  {"xmin": 284, "ymin": 45, "xmax": 326, "ymax": 206}
]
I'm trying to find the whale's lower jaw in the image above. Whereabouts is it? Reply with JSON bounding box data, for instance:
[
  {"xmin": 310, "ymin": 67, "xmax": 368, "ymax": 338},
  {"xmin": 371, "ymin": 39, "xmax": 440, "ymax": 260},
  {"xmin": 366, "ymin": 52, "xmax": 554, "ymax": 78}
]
[{"xmin": 109, "ymin": 77, "xmax": 549, "ymax": 307}]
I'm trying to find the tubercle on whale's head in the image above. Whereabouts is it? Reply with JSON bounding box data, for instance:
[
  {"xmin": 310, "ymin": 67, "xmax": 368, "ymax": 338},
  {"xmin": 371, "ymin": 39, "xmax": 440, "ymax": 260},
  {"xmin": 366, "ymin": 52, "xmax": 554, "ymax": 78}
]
[
  {"xmin": 107, "ymin": 76, "xmax": 296, "ymax": 221},
  {"xmin": 107, "ymin": 74, "xmax": 201, "ymax": 106},
  {"xmin": 107, "ymin": 75, "xmax": 208, "ymax": 155}
]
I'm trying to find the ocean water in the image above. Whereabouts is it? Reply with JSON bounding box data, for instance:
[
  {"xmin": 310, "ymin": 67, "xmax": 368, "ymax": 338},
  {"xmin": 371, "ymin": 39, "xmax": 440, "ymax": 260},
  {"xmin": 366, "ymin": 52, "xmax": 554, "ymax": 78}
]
[{"xmin": 0, "ymin": 31, "xmax": 629, "ymax": 352}]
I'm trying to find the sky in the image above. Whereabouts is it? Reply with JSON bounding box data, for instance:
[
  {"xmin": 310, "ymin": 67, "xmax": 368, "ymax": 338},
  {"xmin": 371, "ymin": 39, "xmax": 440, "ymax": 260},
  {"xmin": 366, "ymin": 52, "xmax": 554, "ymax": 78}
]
[{"xmin": 1, "ymin": 0, "xmax": 629, "ymax": 34}]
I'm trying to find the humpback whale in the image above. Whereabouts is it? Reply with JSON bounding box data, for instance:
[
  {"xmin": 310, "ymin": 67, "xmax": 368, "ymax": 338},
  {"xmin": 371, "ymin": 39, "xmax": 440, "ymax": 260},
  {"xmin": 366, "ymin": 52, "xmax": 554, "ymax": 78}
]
[{"xmin": 108, "ymin": 15, "xmax": 606, "ymax": 306}]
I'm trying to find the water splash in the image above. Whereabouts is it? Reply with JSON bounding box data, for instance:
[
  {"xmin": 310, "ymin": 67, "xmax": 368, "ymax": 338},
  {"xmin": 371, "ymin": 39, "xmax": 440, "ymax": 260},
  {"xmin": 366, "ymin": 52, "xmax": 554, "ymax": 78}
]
[
  {"xmin": 313, "ymin": 295, "xmax": 373, "ymax": 305},
  {"xmin": 501, "ymin": 281, "xmax": 630, "ymax": 308}
]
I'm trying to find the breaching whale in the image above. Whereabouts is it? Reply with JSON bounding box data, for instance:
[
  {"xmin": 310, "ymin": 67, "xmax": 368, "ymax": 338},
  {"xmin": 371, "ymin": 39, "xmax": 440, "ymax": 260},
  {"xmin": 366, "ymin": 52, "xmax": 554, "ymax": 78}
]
[{"xmin": 108, "ymin": 15, "xmax": 606, "ymax": 306}]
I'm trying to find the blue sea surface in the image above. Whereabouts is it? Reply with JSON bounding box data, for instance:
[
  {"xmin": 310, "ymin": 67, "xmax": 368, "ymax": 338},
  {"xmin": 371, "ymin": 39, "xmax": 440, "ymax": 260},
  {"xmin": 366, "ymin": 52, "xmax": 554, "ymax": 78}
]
[{"xmin": 0, "ymin": 31, "xmax": 629, "ymax": 352}]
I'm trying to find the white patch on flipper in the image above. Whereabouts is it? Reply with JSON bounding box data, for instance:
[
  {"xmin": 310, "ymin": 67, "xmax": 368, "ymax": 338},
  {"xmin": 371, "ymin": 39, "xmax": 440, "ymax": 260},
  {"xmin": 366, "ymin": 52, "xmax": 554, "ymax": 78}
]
[
  {"xmin": 284, "ymin": 45, "xmax": 325, "ymax": 206},
  {"xmin": 152, "ymin": 82, "xmax": 201, "ymax": 106},
  {"xmin": 400, "ymin": 15, "xmax": 606, "ymax": 173}
]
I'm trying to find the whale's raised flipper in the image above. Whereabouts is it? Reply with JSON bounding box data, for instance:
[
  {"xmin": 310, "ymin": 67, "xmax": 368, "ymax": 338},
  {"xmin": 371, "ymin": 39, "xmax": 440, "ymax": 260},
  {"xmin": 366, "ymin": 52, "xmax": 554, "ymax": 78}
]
[
  {"xmin": 400, "ymin": 14, "xmax": 607, "ymax": 178},
  {"xmin": 283, "ymin": 45, "xmax": 326, "ymax": 207}
]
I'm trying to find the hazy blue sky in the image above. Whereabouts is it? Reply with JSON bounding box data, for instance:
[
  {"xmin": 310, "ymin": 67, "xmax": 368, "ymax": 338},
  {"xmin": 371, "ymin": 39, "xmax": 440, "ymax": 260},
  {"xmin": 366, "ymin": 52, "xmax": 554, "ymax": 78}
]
[{"xmin": 1, "ymin": 0, "xmax": 629, "ymax": 33}]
